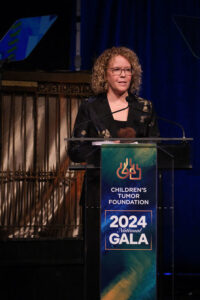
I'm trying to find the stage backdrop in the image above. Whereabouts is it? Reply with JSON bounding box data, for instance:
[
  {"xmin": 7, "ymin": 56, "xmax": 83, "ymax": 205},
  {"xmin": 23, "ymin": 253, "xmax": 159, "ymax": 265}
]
[
  {"xmin": 0, "ymin": 0, "xmax": 199, "ymax": 274},
  {"xmin": 80, "ymin": 0, "xmax": 200, "ymax": 273}
]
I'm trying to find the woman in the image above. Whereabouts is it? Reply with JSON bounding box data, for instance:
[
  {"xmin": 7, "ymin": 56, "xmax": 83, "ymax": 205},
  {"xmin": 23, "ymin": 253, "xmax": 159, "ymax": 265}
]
[
  {"xmin": 68, "ymin": 46, "xmax": 159, "ymax": 300},
  {"xmin": 68, "ymin": 46, "xmax": 159, "ymax": 164}
]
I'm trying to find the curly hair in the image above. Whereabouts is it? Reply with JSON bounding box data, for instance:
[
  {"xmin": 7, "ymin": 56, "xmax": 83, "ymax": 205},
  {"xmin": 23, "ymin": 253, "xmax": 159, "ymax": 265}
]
[{"xmin": 91, "ymin": 46, "xmax": 142, "ymax": 95}]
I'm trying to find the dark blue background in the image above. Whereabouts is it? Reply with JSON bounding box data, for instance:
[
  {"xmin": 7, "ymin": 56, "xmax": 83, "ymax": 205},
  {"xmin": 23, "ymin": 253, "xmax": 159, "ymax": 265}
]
[
  {"xmin": 1, "ymin": 0, "xmax": 199, "ymax": 273},
  {"xmin": 82, "ymin": 0, "xmax": 200, "ymax": 274}
]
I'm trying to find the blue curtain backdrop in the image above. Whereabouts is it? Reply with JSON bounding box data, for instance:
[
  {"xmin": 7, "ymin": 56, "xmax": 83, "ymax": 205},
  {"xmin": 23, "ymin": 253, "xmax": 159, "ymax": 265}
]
[{"xmin": 80, "ymin": 0, "xmax": 200, "ymax": 273}]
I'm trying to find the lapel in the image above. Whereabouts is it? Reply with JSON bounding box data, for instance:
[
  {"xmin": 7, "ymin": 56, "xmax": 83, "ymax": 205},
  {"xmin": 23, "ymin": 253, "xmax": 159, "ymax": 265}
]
[
  {"xmin": 90, "ymin": 94, "xmax": 116, "ymax": 135},
  {"xmin": 89, "ymin": 93, "xmax": 148, "ymax": 137},
  {"xmin": 127, "ymin": 94, "xmax": 148, "ymax": 127}
]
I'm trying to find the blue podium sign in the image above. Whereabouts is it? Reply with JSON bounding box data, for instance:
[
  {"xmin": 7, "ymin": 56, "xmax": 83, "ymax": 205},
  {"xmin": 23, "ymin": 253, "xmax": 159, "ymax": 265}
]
[{"xmin": 101, "ymin": 144, "xmax": 157, "ymax": 300}]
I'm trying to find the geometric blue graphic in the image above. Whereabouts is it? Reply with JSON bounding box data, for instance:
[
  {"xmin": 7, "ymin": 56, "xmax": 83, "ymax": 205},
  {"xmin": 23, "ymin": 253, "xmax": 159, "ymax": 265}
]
[{"xmin": 0, "ymin": 15, "xmax": 57, "ymax": 62}]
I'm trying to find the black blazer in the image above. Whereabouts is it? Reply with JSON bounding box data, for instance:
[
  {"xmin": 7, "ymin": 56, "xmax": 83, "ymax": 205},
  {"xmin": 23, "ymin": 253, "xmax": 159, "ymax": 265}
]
[{"xmin": 68, "ymin": 93, "xmax": 159, "ymax": 163}]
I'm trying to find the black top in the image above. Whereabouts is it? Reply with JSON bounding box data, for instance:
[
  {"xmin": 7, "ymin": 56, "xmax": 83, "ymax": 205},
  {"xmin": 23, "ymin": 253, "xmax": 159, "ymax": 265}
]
[
  {"xmin": 114, "ymin": 120, "xmax": 127, "ymax": 127},
  {"xmin": 68, "ymin": 93, "xmax": 159, "ymax": 163},
  {"xmin": 113, "ymin": 119, "xmax": 127, "ymax": 133}
]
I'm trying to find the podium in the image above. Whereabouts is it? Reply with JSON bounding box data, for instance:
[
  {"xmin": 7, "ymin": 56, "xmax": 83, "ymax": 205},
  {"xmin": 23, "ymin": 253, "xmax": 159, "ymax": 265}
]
[{"xmin": 67, "ymin": 137, "xmax": 193, "ymax": 300}]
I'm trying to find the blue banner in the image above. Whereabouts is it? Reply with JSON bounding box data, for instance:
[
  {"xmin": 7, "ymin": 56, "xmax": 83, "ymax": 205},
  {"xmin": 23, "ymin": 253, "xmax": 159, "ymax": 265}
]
[{"xmin": 101, "ymin": 144, "xmax": 157, "ymax": 300}]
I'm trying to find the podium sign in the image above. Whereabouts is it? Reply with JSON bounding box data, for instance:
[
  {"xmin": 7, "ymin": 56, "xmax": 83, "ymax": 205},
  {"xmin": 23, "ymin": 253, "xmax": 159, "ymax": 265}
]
[{"xmin": 101, "ymin": 144, "xmax": 157, "ymax": 300}]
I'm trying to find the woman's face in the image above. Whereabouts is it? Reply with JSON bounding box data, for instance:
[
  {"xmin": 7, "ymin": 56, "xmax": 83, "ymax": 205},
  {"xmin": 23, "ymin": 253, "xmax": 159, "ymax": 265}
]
[{"xmin": 106, "ymin": 55, "xmax": 132, "ymax": 96}]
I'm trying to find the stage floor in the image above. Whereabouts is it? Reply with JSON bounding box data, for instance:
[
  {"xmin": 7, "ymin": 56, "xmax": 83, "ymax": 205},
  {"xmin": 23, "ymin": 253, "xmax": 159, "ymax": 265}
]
[{"xmin": 0, "ymin": 239, "xmax": 199, "ymax": 300}]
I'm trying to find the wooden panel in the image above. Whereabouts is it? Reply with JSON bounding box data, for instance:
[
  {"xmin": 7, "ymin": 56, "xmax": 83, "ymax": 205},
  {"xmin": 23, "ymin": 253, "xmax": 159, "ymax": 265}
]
[{"xmin": 0, "ymin": 71, "xmax": 91, "ymax": 239}]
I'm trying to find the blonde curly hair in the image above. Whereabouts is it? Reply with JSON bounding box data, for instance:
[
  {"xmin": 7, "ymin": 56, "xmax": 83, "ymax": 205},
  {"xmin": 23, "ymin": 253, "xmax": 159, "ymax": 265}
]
[{"xmin": 91, "ymin": 46, "xmax": 142, "ymax": 95}]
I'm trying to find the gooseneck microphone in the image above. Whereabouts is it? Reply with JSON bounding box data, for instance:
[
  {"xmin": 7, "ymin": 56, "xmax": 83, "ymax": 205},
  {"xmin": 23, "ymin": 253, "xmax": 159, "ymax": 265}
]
[
  {"xmin": 125, "ymin": 95, "xmax": 186, "ymax": 139},
  {"xmin": 72, "ymin": 99, "xmax": 129, "ymax": 133},
  {"xmin": 73, "ymin": 95, "xmax": 187, "ymax": 139},
  {"xmin": 156, "ymin": 116, "xmax": 186, "ymax": 139},
  {"xmin": 68, "ymin": 98, "xmax": 131, "ymax": 162}
]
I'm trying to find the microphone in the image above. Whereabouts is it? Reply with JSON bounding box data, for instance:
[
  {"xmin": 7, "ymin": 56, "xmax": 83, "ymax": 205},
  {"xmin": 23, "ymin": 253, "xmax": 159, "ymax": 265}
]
[
  {"xmin": 68, "ymin": 98, "xmax": 130, "ymax": 163},
  {"xmin": 156, "ymin": 116, "xmax": 186, "ymax": 139},
  {"xmin": 126, "ymin": 95, "xmax": 186, "ymax": 138},
  {"xmin": 72, "ymin": 98, "xmax": 129, "ymax": 134}
]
